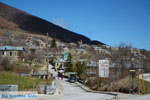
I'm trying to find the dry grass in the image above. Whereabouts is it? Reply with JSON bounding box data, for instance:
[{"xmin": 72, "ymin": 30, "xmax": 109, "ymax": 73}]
[
  {"xmin": 0, "ymin": 28, "xmax": 52, "ymax": 40},
  {"xmin": 100, "ymin": 76, "xmax": 132, "ymax": 93},
  {"xmin": 99, "ymin": 75, "xmax": 150, "ymax": 94}
]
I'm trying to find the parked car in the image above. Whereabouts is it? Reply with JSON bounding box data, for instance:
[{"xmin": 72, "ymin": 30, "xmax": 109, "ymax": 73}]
[{"xmin": 68, "ymin": 76, "xmax": 76, "ymax": 83}]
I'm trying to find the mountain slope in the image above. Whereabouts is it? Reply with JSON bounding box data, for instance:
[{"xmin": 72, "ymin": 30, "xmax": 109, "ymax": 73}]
[{"xmin": 0, "ymin": 2, "xmax": 104, "ymax": 45}]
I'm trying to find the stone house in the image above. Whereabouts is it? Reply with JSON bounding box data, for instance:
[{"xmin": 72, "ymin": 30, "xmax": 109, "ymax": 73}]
[{"xmin": 0, "ymin": 46, "xmax": 25, "ymax": 62}]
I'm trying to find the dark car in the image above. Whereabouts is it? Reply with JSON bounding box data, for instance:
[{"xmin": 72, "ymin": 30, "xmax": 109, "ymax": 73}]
[{"xmin": 68, "ymin": 76, "xmax": 76, "ymax": 83}]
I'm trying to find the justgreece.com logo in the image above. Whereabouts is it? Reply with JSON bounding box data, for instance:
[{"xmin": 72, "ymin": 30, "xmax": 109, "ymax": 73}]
[{"xmin": 0, "ymin": 91, "xmax": 38, "ymax": 99}]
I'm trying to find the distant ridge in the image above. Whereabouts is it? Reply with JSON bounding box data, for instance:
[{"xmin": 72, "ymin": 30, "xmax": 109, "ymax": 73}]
[{"xmin": 0, "ymin": 2, "xmax": 105, "ymax": 45}]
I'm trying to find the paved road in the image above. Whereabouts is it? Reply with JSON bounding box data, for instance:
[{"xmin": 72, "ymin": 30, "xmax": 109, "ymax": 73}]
[{"xmin": 42, "ymin": 79, "xmax": 114, "ymax": 100}]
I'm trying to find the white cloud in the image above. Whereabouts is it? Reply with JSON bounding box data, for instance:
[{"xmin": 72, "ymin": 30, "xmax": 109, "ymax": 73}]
[{"xmin": 53, "ymin": 18, "xmax": 69, "ymax": 29}]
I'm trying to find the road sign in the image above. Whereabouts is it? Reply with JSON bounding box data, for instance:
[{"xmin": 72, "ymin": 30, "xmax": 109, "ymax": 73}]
[{"xmin": 99, "ymin": 60, "xmax": 109, "ymax": 78}]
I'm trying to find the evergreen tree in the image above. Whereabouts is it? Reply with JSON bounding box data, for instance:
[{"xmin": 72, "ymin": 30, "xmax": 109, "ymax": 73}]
[
  {"xmin": 76, "ymin": 42, "xmax": 80, "ymax": 48},
  {"xmin": 65, "ymin": 53, "xmax": 73, "ymax": 72},
  {"xmin": 51, "ymin": 38, "xmax": 56, "ymax": 48},
  {"xmin": 50, "ymin": 38, "xmax": 57, "ymax": 60}
]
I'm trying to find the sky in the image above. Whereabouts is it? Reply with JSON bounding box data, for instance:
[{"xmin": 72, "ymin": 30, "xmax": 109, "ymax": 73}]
[{"xmin": 1, "ymin": 0, "xmax": 150, "ymax": 50}]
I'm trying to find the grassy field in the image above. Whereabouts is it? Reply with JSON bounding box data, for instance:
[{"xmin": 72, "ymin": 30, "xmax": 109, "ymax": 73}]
[{"xmin": 0, "ymin": 72, "xmax": 46, "ymax": 91}]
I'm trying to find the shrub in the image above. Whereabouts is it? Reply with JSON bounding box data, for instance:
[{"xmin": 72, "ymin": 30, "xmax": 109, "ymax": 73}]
[
  {"xmin": 0, "ymin": 57, "xmax": 13, "ymax": 70},
  {"xmin": 13, "ymin": 65, "xmax": 31, "ymax": 73},
  {"xmin": 0, "ymin": 65, "xmax": 4, "ymax": 71},
  {"xmin": 33, "ymin": 65, "xmax": 41, "ymax": 68}
]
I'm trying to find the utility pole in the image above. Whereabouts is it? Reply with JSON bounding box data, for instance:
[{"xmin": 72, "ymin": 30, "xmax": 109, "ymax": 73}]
[
  {"xmin": 138, "ymin": 68, "xmax": 140, "ymax": 94},
  {"xmin": 132, "ymin": 70, "xmax": 134, "ymax": 95},
  {"xmin": 19, "ymin": 63, "xmax": 21, "ymax": 91},
  {"xmin": 46, "ymin": 32, "xmax": 49, "ymax": 85},
  {"xmin": 97, "ymin": 60, "xmax": 100, "ymax": 90}
]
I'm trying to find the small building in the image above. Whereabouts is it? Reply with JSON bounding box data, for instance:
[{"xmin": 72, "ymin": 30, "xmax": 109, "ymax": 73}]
[
  {"xmin": 37, "ymin": 39, "xmax": 46, "ymax": 49},
  {"xmin": 131, "ymin": 48, "xmax": 141, "ymax": 56},
  {"xmin": 101, "ymin": 45, "xmax": 111, "ymax": 49},
  {"xmin": 76, "ymin": 49, "xmax": 86, "ymax": 54},
  {"xmin": 55, "ymin": 59, "xmax": 66, "ymax": 71},
  {"xmin": 80, "ymin": 44, "xmax": 89, "ymax": 48},
  {"xmin": 32, "ymin": 70, "xmax": 48, "ymax": 79},
  {"xmin": 0, "ymin": 46, "xmax": 25, "ymax": 62},
  {"xmin": 93, "ymin": 46, "xmax": 110, "ymax": 55},
  {"xmin": 69, "ymin": 43, "xmax": 77, "ymax": 47}
]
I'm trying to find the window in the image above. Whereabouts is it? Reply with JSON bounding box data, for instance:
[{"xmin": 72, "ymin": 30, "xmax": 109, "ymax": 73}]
[
  {"xmin": 2, "ymin": 51, "xmax": 5, "ymax": 55},
  {"xmin": 10, "ymin": 52, "xmax": 12, "ymax": 56}
]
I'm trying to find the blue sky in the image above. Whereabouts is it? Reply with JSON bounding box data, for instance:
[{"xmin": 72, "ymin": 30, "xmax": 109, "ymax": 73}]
[{"xmin": 1, "ymin": 0, "xmax": 150, "ymax": 50}]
